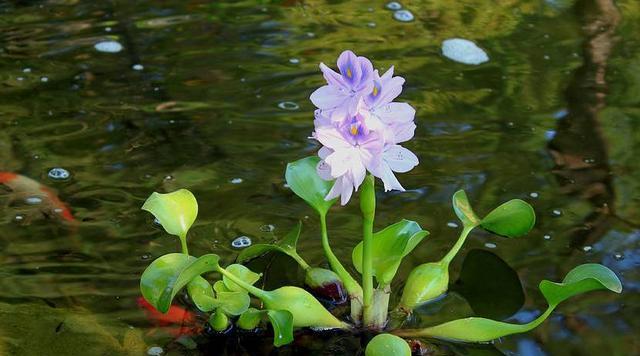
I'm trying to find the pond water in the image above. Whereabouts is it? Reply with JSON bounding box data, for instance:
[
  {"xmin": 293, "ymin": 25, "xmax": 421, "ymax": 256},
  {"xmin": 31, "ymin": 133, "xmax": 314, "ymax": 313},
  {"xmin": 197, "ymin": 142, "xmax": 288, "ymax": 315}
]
[{"xmin": 0, "ymin": 1, "xmax": 638, "ymax": 355}]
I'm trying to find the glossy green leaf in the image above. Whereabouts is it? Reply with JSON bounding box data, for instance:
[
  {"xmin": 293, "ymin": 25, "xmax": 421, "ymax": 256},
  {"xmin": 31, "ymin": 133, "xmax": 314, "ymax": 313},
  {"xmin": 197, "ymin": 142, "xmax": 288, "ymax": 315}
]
[
  {"xmin": 398, "ymin": 261, "xmax": 449, "ymax": 311},
  {"xmin": 186, "ymin": 276, "xmax": 217, "ymax": 312},
  {"xmin": 236, "ymin": 222, "xmax": 306, "ymax": 268},
  {"xmin": 209, "ymin": 310, "xmax": 229, "ymax": 332},
  {"xmin": 539, "ymin": 263, "xmax": 622, "ymax": 306},
  {"xmin": 394, "ymin": 263, "xmax": 622, "ymax": 342},
  {"xmin": 140, "ymin": 253, "xmax": 220, "ymax": 313},
  {"xmin": 222, "ymin": 264, "xmax": 261, "ymax": 292},
  {"xmin": 141, "ymin": 189, "xmax": 198, "ymax": 237},
  {"xmin": 480, "ymin": 199, "xmax": 535, "ymax": 238},
  {"xmin": 365, "ymin": 333, "xmax": 411, "ymax": 356},
  {"xmin": 285, "ymin": 156, "xmax": 336, "ymax": 215},
  {"xmin": 237, "ymin": 308, "xmax": 262, "ymax": 330},
  {"xmin": 213, "ymin": 280, "xmax": 230, "ymax": 294},
  {"xmin": 267, "ymin": 310, "xmax": 294, "ymax": 347},
  {"xmin": 452, "ymin": 190, "xmax": 480, "ymax": 227},
  {"xmin": 216, "ymin": 291, "xmax": 251, "ymax": 315},
  {"xmin": 352, "ymin": 220, "xmax": 429, "ymax": 285}
]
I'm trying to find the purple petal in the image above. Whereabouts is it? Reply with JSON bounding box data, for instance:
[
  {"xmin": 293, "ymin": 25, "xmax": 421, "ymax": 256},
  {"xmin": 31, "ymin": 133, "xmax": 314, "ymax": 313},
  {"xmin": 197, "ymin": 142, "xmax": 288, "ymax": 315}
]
[
  {"xmin": 316, "ymin": 159, "xmax": 334, "ymax": 181},
  {"xmin": 389, "ymin": 122, "xmax": 416, "ymax": 143},
  {"xmin": 320, "ymin": 63, "xmax": 346, "ymax": 87},
  {"xmin": 369, "ymin": 161, "xmax": 404, "ymax": 192},
  {"xmin": 384, "ymin": 145, "xmax": 419, "ymax": 173},
  {"xmin": 374, "ymin": 102, "xmax": 415, "ymax": 124},
  {"xmin": 318, "ymin": 146, "xmax": 333, "ymax": 159},
  {"xmin": 310, "ymin": 85, "xmax": 347, "ymax": 110},
  {"xmin": 314, "ymin": 127, "xmax": 351, "ymax": 150}
]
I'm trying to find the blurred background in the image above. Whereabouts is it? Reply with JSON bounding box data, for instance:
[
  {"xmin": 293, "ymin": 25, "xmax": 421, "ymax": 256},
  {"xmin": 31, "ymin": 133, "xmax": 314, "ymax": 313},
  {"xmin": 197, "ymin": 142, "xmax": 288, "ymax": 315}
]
[{"xmin": 0, "ymin": 0, "xmax": 638, "ymax": 355}]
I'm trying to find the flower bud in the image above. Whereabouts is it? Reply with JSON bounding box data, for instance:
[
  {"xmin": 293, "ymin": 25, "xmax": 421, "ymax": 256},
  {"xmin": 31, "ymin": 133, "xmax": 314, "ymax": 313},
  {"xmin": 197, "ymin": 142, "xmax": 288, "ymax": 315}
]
[
  {"xmin": 305, "ymin": 267, "xmax": 347, "ymax": 304},
  {"xmin": 398, "ymin": 261, "xmax": 449, "ymax": 312}
]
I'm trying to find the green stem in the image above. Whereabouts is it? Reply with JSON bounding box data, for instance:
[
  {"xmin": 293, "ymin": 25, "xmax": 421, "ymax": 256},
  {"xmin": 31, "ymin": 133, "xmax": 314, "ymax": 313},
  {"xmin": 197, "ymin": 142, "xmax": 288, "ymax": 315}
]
[
  {"xmin": 216, "ymin": 267, "xmax": 271, "ymax": 302},
  {"xmin": 179, "ymin": 234, "xmax": 189, "ymax": 255},
  {"xmin": 289, "ymin": 251, "xmax": 311, "ymax": 271},
  {"xmin": 360, "ymin": 175, "xmax": 376, "ymax": 326},
  {"xmin": 441, "ymin": 225, "xmax": 474, "ymax": 265},
  {"xmin": 319, "ymin": 212, "xmax": 363, "ymax": 300}
]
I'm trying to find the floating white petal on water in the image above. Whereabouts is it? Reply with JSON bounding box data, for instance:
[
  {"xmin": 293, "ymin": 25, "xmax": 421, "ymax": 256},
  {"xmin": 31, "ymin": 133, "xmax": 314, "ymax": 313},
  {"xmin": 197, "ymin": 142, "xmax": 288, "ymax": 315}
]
[
  {"xmin": 94, "ymin": 40, "xmax": 123, "ymax": 53},
  {"xmin": 393, "ymin": 9, "xmax": 414, "ymax": 22},
  {"xmin": 441, "ymin": 38, "xmax": 489, "ymax": 65},
  {"xmin": 48, "ymin": 167, "xmax": 70, "ymax": 180},
  {"xmin": 147, "ymin": 346, "xmax": 163, "ymax": 356},
  {"xmin": 231, "ymin": 236, "xmax": 252, "ymax": 248}
]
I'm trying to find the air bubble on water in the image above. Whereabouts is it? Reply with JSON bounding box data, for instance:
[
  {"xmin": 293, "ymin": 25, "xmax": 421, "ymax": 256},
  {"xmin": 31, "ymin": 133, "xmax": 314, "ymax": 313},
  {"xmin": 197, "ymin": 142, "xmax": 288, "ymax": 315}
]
[
  {"xmin": 529, "ymin": 192, "xmax": 539, "ymax": 198},
  {"xmin": 105, "ymin": 27, "xmax": 112, "ymax": 32},
  {"xmin": 277, "ymin": 101, "xmax": 300, "ymax": 111},
  {"xmin": 614, "ymin": 252, "xmax": 624, "ymax": 261},
  {"xmin": 289, "ymin": 58, "xmax": 300, "ymax": 64},
  {"xmin": 23, "ymin": 68, "xmax": 31, "ymax": 73},
  {"xmin": 230, "ymin": 178, "xmax": 243, "ymax": 184},
  {"xmin": 164, "ymin": 175, "xmax": 174, "ymax": 181},
  {"xmin": 231, "ymin": 236, "xmax": 252, "ymax": 249},
  {"xmin": 15, "ymin": 214, "xmax": 25, "ymax": 222},
  {"xmin": 393, "ymin": 9, "xmax": 414, "ymax": 22},
  {"xmin": 582, "ymin": 245, "xmax": 592, "ymax": 252},
  {"xmin": 260, "ymin": 224, "xmax": 275, "ymax": 233},
  {"xmin": 442, "ymin": 38, "xmax": 489, "ymax": 65},
  {"xmin": 543, "ymin": 234, "xmax": 551, "ymax": 240},
  {"xmin": 543, "ymin": 55, "xmax": 550, "ymax": 60},
  {"xmin": 484, "ymin": 242, "xmax": 497, "ymax": 249},
  {"xmin": 386, "ymin": 1, "xmax": 402, "ymax": 10},
  {"xmin": 94, "ymin": 40, "xmax": 123, "ymax": 53},
  {"xmin": 446, "ymin": 221, "xmax": 459, "ymax": 228},
  {"xmin": 551, "ymin": 209, "xmax": 562, "ymax": 217},
  {"xmin": 141, "ymin": 254, "xmax": 151, "ymax": 260},
  {"xmin": 132, "ymin": 64, "xmax": 144, "ymax": 71},
  {"xmin": 40, "ymin": 76, "xmax": 49, "ymax": 82},
  {"xmin": 147, "ymin": 346, "xmax": 164, "ymax": 356},
  {"xmin": 153, "ymin": 218, "xmax": 161, "ymax": 226},
  {"xmin": 48, "ymin": 167, "xmax": 70, "ymax": 180},
  {"xmin": 25, "ymin": 196, "xmax": 43, "ymax": 205}
]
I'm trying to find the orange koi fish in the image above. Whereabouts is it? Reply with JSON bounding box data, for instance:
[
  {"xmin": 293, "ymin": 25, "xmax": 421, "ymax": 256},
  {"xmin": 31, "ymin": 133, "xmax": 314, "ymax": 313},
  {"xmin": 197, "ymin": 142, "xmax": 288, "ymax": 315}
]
[
  {"xmin": 0, "ymin": 172, "xmax": 74, "ymax": 222},
  {"xmin": 137, "ymin": 297, "xmax": 204, "ymax": 337}
]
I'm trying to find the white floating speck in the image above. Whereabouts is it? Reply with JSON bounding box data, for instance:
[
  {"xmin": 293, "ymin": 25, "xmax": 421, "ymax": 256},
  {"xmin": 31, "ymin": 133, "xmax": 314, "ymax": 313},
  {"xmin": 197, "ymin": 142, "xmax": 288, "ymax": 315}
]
[
  {"xmin": 230, "ymin": 178, "xmax": 243, "ymax": 184},
  {"xmin": 614, "ymin": 253, "xmax": 624, "ymax": 261},
  {"xmin": 446, "ymin": 221, "xmax": 459, "ymax": 228},
  {"xmin": 543, "ymin": 234, "xmax": 551, "ymax": 240},
  {"xmin": 23, "ymin": 68, "xmax": 32, "ymax": 73},
  {"xmin": 442, "ymin": 38, "xmax": 489, "ymax": 65},
  {"xmin": 277, "ymin": 101, "xmax": 299, "ymax": 111},
  {"xmin": 147, "ymin": 346, "xmax": 164, "ymax": 356},
  {"xmin": 289, "ymin": 58, "xmax": 300, "ymax": 64},
  {"xmin": 393, "ymin": 9, "xmax": 414, "ymax": 22},
  {"xmin": 551, "ymin": 209, "xmax": 562, "ymax": 217},
  {"xmin": 48, "ymin": 167, "xmax": 70, "ymax": 180},
  {"xmin": 529, "ymin": 192, "xmax": 539, "ymax": 198},
  {"xmin": 484, "ymin": 242, "xmax": 497, "ymax": 249},
  {"xmin": 94, "ymin": 40, "xmax": 123, "ymax": 53},
  {"xmin": 386, "ymin": 1, "xmax": 402, "ymax": 10},
  {"xmin": 15, "ymin": 214, "xmax": 25, "ymax": 222},
  {"xmin": 231, "ymin": 236, "xmax": 252, "ymax": 248},
  {"xmin": 582, "ymin": 245, "xmax": 592, "ymax": 252},
  {"xmin": 40, "ymin": 76, "xmax": 49, "ymax": 82},
  {"xmin": 25, "ymin": 196, "xmax": 43, "ymax": 205},
  {"xmin": 105, "ymin": 27, "xmax": 112, "ymax": 32},
  {"xmin": 132, "ymin": 64, "xmax": 144, "ymax": 71}
]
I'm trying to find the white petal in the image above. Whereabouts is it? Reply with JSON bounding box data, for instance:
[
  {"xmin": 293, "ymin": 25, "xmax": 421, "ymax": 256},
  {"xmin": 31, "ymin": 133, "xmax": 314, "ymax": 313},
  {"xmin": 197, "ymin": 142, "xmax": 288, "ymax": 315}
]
[
  {"xmin": 369, "ymin": 161, "xmax": 404, "ymax": 192},
  {"xmin": 325, "ymin": 176, "xmax": 344, "ymax": 201},
  {"xmin": 390, "ymin": 122, "xmax": 416, "ymax": 144},
  {"xmin": 340, "ymin": 175, "xmax": 354, "ymax": 205},
  {"xmin": 375, "ymin": 102, "xmax": 415, "ymax": 124},
  {"xmin": 325, "ymin": 148, "xmax": 357, "ymax": 178},
  {"xmin": 318, "ymin": 146, "xmax": 333, "ymax": 159},
  {"xmin": 351, "ymin": 160, "xmax": 366, "ymax": 191},
  {"xmin": 310, "ymin": 85, "xmax": 346, "ymax": 110},
  {"xmin": 314, "ymin": 127, "xmax": 351, "ymax": 150},
  {"xmin": 384, "ymin": 145, "xmax": 419, "ymax": 173},
  {"xmin": 316, "ymin": 159, "xmax": 333, "ymax": 181}
]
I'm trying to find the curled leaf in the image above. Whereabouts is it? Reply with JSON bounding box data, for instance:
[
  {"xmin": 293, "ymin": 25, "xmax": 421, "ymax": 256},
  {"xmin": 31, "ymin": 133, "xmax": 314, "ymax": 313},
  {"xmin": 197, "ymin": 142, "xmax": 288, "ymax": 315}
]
[
  {"xmin": 223, "ymin": 264, "xmax": 261, "ymax": 292},
  {"xmin": 452, "ymin": 190, "xmax": 480, "ymax": 227},
  {"xmin": 285, "ymin": 157, "xmax": 336, "ymax": 215},
  {"xmin": 142, "ymin": 189, "xmax": 198, "ymax": 237}
]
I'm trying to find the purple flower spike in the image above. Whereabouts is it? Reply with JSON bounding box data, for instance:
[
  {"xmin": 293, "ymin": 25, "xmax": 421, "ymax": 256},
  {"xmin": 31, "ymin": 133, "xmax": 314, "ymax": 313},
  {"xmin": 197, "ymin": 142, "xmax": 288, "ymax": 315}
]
[{"xmin": 310, "ymin": 51, "xmax": 419, "ymax": 204}]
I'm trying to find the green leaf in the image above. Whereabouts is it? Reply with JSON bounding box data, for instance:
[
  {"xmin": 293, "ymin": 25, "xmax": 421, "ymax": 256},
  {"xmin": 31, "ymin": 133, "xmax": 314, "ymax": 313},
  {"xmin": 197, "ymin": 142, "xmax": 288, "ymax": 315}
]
[
  {"xmin": 365, "ymin": 333, "xmax": 411, "ymax": 356},
  {"xmin": 285, "ymin": 156, "xmax": 336, "ymax": 215},
  {"xmin": 213, "ymin": 280, "xmax": 230, "ymax": 294},
  {"xmin": 480, "ymin": 199, "xmax": 535, "ymax": 238},
  {"xmin": 267, "ymin": 310, "xmax": 294, "ymax": 347},
  {"xmin": 216, "ymin": 291, "xmax": 251, "ymax": 315},
  {"xmin": 186, "ymin": 276, "xmax": 218, "ymax": 312},
  {"xmin": 394, "ymin": 263, "xmax": 622, "ymax": 342},
  {"xmin": 141, "ymin": 189, "xmax": 198, "ymax": 238},
  {"xmin": 139, "ymin": 253, "xmax": 220, "ymax": 313},
  {"xmin": 222, "ymin": 264, "xmax": 261, "ymax": 292},
  {"xmin": 452, "ymin": 190, "xmax": 480, "ymax": 227},
  {"xmin": 539, "ymin": 263, "xmax": 622, "ymax": 306},
  {"xmin": 209, "ymin": 310, "xmax": 229, "ymax": 332},
  {"xmin": 398, "ymin": 261, "xmax": 449, "ymax": 311},
  {"xmin": 237, "ymin": 308, "xmax": 263, "ymax": 330},
  {"xmin": 352, "ymin": 220, "xmax": 429, "ymax": 285},
  {"xmin": 236, "ymin": 222, "xmax": 302, "ymax": 263}
]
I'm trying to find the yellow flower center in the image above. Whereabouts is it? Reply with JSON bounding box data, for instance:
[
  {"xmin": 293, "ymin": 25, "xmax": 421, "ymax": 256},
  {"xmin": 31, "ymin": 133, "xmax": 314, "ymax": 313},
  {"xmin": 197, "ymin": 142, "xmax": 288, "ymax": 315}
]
[{"xmin": 346, "ymin": 67, "xmax": 352, "ymax": 78}]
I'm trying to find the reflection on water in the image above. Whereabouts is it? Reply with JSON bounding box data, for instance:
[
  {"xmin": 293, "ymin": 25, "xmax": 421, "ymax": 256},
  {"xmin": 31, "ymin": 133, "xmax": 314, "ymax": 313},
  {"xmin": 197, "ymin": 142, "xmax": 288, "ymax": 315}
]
[{"xmin": 0, "ymin": 0, "xmax": 639, "ymax": 354}]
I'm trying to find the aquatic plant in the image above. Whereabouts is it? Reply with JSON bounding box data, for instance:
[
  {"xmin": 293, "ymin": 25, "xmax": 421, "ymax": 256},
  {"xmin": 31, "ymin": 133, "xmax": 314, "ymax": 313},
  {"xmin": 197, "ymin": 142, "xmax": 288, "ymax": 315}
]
[{"xmin": 137, "ymin": 51, "xmax": 622, "ymax": 353}]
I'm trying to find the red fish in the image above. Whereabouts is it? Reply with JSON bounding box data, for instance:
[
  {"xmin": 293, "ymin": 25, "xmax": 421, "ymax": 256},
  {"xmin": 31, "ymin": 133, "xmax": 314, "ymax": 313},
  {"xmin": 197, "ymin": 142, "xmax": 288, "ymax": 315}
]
[
  {"xmin": 0, "ymin": 172, "xmax": 74, "ymax": 222},
  {"xmin": 137, "ymin": 297, "xmax": 203, "ymax": 337}
]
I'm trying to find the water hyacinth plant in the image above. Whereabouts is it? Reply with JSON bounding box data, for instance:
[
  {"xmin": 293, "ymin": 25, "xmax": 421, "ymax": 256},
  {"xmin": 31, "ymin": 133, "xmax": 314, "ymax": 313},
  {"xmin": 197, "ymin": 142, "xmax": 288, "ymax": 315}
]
[{"xmin": 137, "ymin": 51, "xmax": 622, "ymax": 353}]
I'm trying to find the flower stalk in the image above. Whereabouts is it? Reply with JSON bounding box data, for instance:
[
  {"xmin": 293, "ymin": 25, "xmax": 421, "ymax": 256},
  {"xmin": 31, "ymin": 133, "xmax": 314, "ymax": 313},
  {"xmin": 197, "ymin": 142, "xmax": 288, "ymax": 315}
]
[{"xmin": 360, "ymin": 174, "xmax": 376, "ymax": 327}]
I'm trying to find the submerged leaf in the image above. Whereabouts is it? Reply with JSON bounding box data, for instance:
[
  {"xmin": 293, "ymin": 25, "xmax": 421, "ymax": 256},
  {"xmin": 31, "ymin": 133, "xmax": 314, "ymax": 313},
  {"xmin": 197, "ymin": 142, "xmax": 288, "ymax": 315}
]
[
  {"xmin": 285, "ymin": 157, "xmax": 336, "ymax": 215},
  {"xmin": 352, "ymin": 220, "xmax": 429, "ymax": 285},
  {"xmin": 480, "ymin": 199, "xmax": 535, "ymax": 238},
  {"xmin": 365, "ymin": 333, "xmax": 411, "ymax": 356},
  {"xmin": 142, "ymin": 189, "xmax": 198, "ymax": 237},
  {"xmin": 452, "ymin": 190, "xmax": 480, "ymax": 227}
]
